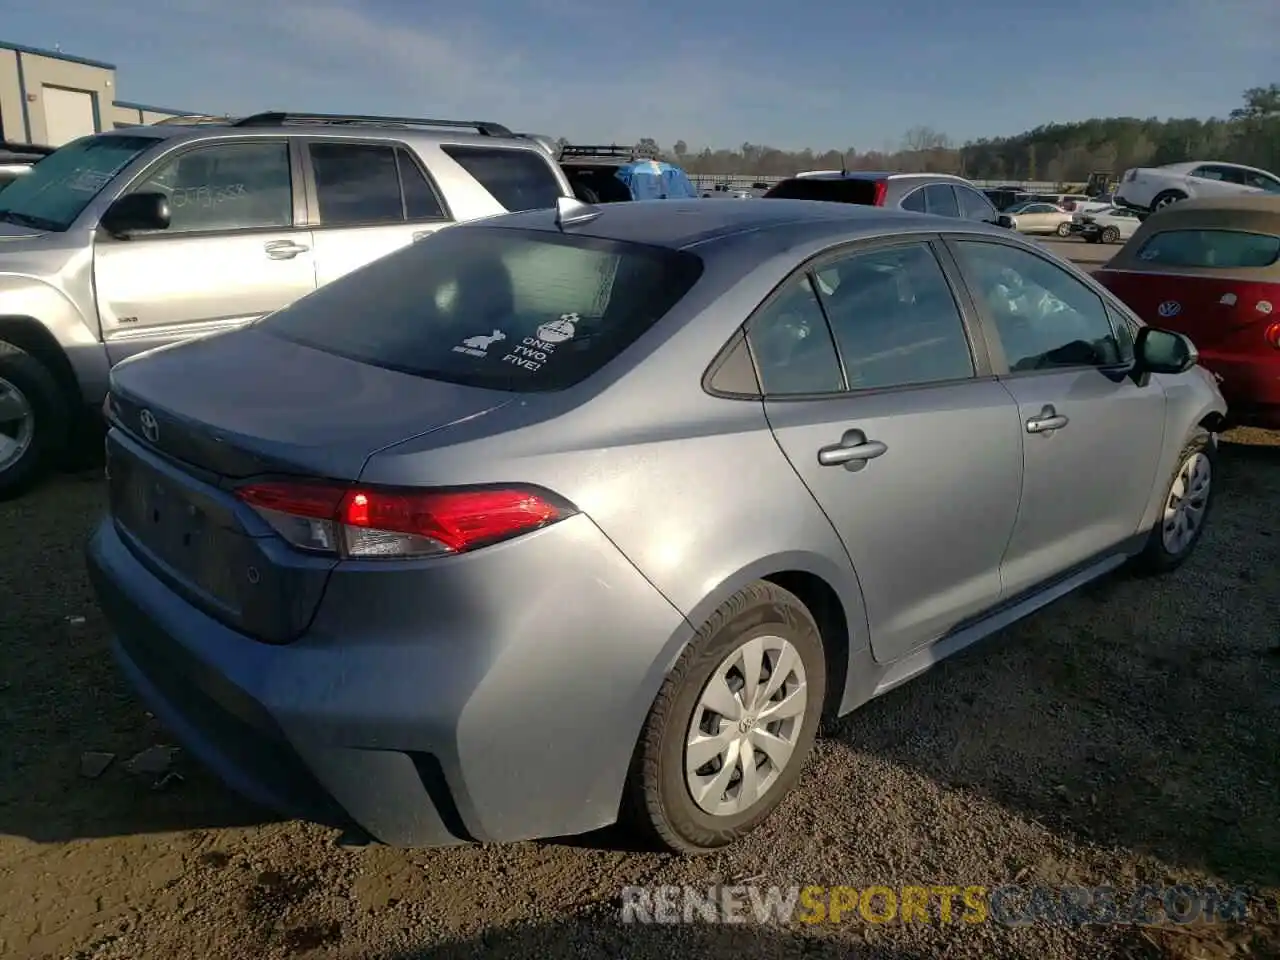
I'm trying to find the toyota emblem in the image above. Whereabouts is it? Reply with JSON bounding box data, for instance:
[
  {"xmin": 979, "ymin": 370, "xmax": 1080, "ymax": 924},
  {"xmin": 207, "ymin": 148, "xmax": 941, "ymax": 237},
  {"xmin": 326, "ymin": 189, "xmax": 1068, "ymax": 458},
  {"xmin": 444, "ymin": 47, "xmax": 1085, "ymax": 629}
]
[
  {"xmin": 1157, "ymin": 300, "xmax": 1181, "ymax": 318},
  {"xmin": 139, "ymin": 409, "xmax": 160, "ymax": 444}
]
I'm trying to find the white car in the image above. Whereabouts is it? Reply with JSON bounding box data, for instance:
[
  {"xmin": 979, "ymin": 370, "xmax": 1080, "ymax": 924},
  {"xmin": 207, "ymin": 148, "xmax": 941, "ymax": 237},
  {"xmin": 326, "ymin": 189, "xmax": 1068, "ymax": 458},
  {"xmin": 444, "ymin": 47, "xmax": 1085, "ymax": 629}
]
[
  {"xmin": 1115, "ymin": 161, "xmax": 1280, "ymax": 213},
  {"xmin": 1005, "ymin": 201, "xmax": 1075, "ymax": 236},
  {"xmin": 1072, "ymin": 205, "xmax": 1142, "ymax": 244}
]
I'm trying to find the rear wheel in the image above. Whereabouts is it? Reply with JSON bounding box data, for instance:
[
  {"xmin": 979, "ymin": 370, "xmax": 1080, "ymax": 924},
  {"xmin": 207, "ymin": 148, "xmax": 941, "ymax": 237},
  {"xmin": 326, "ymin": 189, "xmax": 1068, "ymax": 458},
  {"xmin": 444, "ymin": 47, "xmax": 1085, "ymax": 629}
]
[
  {"xmin": 1101, "ymin": 226, "xmax": 1121, "ymax": 243},
  {"xmin": 1056, "ymin": 221, "xmax": 1072, "ymax": 237},
  {"xmin": 0, "ymin": 341, "xmax": 68, "ymax": 500},
  {"xmin": 1150, "ymin": 190, "xmax": 1186, "ymax": 212},
  {"xmin": 1132, "ymin": 427, "xmax": 1215, "ymax": 576},
  {"xmin": 623, "ymin": 581, "xmax": 825, "ymax": 853}
]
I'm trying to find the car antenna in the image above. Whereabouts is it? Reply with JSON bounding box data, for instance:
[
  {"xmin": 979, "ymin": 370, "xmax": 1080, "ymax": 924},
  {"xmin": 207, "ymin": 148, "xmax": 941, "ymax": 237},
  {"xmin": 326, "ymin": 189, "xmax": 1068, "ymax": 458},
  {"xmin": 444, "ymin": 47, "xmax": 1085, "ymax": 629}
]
[{"xmin": 554, "ymin": 195, "xmax": 602, "ymax": 230}]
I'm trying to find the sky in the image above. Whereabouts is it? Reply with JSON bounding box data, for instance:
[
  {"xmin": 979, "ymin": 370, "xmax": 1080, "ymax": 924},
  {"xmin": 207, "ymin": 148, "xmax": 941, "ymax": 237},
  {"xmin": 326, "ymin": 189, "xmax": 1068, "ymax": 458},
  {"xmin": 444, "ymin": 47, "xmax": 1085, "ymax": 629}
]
[{"xmin": 5, "ymin": 0, "xmax": 1277, "ymax": 153}]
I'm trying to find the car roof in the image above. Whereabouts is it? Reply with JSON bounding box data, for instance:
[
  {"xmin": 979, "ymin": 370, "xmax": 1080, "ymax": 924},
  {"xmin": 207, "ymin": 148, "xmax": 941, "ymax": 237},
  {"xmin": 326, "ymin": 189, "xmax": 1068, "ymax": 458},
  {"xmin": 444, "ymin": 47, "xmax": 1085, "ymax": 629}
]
[
  {"xmin": 783, "ymin": 171, "xmax": 966, "ymax": 183},
  {"xmin": 475, "ymin": 198, "xmax": 1005, "ymax": 250},
  {"xmin": 1104, "ymin": 196, "xmax": 1280, "ymax": 279},
  {"xmin": 97, "ymin": 115, "xmax": 533, "ymax": 148}
]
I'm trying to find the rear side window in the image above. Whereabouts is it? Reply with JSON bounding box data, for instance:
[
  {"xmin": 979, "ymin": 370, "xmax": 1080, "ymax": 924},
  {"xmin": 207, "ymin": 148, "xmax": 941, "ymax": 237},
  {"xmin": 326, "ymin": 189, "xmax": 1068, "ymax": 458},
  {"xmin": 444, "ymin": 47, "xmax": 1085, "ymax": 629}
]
[
  {"xmin": 900, "ymin": 188, "xmax": 926, "ymax": 212},
  {"xmin": 310, "ymin": 143, "xmax": 402, "ymax": 226},
  {"xmin": 258, "ymin": 226, "xmax": 704, "ymax": 392},
  {"xmin": 763, "ymin": 178, "xmax": 883, "ymax": 205},
  {"xmin": 1135, "ymin": 230, "xmax": 1280, "ymax": 268},
  {"xmin": 441, "ymin": 146, "xmax": 562, "ymax": 212},
  {"xmin": 956, "ymin": 186, "xmax": 997, "ymax": 221},
  {"xmin": 924, "ymin": 184, "xmax": 960, "ymax": 218}
]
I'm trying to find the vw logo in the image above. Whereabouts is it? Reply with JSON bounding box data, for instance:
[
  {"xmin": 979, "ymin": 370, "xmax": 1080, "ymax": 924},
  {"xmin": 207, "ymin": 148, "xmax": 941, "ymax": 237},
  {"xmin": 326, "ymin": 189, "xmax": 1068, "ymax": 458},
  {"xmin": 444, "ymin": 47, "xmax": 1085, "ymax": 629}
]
[
  {"xmin": 139, "ymin": 409, "xmax": 160, "ymax": 444},
  {"xmin": 1157, "ymin": 300, "xmax": 1181, "ymax": 318}
]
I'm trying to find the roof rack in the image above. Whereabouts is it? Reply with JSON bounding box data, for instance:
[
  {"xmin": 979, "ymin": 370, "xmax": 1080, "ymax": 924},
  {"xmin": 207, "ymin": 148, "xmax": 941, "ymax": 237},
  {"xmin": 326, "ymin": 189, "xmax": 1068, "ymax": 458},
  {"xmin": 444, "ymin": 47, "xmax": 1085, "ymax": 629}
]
[
  {"xmin": 559, "ymin": 143, "xmax": 661, "ymax": 162},
  {"xmin": 151, "ymin": 114, "xmax": 236, "ymax": 126},
  {"xmin": 231, "ymin": 112, "xmax": 513, "ymax": 137}
]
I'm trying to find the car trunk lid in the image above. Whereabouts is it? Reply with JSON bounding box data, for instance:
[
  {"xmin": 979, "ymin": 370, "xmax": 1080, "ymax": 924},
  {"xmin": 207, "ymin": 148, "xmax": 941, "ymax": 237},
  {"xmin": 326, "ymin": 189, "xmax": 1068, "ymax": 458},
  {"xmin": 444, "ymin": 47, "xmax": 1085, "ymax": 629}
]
[{"xmin": 105, "ymin": 326, "xmax": 516, "ymax": 642}]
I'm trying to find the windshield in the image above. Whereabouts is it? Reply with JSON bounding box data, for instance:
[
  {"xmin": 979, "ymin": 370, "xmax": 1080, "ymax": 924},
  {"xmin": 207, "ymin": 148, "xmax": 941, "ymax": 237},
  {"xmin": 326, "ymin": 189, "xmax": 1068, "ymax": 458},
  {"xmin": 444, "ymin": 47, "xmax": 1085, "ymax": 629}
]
[
  {"xmin": 0, "ymin": 134, "xmax": 159, "ymax": 231},
  {"xmin": 260, "ymin": 225, "xmax": 705, "ymax": 392}
]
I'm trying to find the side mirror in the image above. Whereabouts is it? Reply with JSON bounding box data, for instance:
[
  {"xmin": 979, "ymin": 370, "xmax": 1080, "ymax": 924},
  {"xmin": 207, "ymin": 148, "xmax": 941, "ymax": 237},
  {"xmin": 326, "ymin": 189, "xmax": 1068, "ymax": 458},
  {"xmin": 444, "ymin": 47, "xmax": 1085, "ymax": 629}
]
[
  {"xmin": 100, "ymin": 191, "xmax": 170, "ymax": 236},
  {"xmin": 996, "ymin": 214, "xmax": 1015, "ymax": 229},
  {"xmin": 1134, "ymin": 326, "xmax": 1197, "ymax": 375}
]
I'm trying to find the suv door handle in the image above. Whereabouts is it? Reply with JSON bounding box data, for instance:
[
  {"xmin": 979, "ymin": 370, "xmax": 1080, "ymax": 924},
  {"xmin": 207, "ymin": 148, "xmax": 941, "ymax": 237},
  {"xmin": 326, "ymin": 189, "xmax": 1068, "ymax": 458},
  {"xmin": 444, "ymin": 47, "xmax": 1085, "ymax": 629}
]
[
  {"xmin": 1026, "ymin": 405, "xmax": 1069, "ymax": 434},
  {"xmin": 264, "ymin": 240, "xmax": 309, "ymax": 260},
  {"xmin": 412, "ymin": 230, "xmax": 434, "ymax": 242},
  {"xmin": 817, "ymin": 429, "xmax": 888, "ymax": 468}
]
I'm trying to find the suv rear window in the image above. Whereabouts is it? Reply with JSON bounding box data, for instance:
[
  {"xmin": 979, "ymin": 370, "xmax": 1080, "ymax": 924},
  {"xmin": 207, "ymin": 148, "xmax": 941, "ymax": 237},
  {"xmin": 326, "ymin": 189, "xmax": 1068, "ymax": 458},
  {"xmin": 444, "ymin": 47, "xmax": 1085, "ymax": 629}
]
[
  {"xmin": 1135, "ymin": 229, "xmax": 1280, "ymax": 268},
  {"xmin": 441, "ymin": 145, "xmax": 562, "ymax": 212},
  {"xmin": 259, "ymin": 226, "xmax": 704, "ymax": 391},
  {"xmin": 763, "ymin": 178, "xmax": 883, "ymax": 205}
]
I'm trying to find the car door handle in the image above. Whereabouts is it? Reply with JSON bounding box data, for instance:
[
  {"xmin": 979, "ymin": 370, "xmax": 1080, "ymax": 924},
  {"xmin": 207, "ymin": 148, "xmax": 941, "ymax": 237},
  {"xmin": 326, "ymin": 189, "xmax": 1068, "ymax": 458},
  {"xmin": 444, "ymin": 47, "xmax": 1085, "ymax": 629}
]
[
  {"xmin": 1026, "ymin": 405, "xmax": 1069, "ymax": 434},
  {"xmin": 264, "ymin": 240, "xmax": 309, "ymax": 260},
  {"xmin": 817, "ymin": 430, "xmax": 888, "ymax": 467},
  {"xmin": 412, "ymin": 230, "xmax": 433, "ymax": 242}
]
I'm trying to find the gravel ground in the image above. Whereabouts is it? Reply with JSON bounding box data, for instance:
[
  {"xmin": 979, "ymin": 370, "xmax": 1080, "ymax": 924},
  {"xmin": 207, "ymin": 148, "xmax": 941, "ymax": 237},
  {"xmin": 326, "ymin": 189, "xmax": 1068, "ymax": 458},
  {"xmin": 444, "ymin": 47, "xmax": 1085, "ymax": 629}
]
[{"xmin": 2, "ymin": 421, "xmax": 1278, "ymax": 960}]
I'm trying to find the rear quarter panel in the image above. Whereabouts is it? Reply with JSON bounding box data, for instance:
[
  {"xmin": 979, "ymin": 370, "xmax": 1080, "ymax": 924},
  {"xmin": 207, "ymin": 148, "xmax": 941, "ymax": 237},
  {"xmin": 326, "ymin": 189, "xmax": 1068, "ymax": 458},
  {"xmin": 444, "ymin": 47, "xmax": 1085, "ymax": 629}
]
[{"xmin": 359, "ymin": 223, "xmax": 876, "ymax": 676}]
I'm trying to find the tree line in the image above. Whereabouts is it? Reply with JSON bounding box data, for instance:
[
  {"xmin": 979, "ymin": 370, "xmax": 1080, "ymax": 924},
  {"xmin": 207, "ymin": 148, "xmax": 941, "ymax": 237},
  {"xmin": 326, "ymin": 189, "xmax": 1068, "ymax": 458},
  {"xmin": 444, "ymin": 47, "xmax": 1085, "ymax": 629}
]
[{"xmin": 558, "ymin": 84, "xmax": 1280, "ymax": 183}]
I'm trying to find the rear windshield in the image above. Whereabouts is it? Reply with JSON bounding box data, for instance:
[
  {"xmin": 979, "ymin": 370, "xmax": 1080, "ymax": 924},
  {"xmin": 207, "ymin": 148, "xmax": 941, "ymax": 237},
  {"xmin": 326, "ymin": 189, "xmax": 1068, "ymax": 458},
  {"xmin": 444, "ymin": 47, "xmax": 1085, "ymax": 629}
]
[
  {"xmin": 763, "ymin": 178, "xmax": 882, "ymax": 204},
  {"xmin": 259, "ymin": 226, "xmax": 704, "ymax": 391},
  {"xmin": 1135, "ymin": 229, "xmax": 1280, "ymax": 268}
]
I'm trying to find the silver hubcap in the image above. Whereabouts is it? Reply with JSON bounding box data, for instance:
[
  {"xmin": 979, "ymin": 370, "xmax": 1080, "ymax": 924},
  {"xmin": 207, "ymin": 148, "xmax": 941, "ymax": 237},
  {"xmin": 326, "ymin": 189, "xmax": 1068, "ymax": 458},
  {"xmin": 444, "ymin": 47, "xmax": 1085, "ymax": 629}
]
[
  {"xmin": 1162, "ymin": 452, "xmax": 1211, "ymax": 555},
  {"xmin": 0, "ymin": 376, "xmax": 35, "ymax": 472},
  {"xmin": 685, "ymin": 634, "xmax": 808, "ymax": 817}
]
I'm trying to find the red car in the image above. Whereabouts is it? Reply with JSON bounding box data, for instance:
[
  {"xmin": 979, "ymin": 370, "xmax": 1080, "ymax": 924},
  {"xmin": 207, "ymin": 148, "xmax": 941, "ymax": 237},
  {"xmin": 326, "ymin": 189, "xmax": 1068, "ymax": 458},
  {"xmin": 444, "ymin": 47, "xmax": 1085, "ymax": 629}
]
[{"xmin": 1095, "ymin": 195, "xmax": 1280, "ymax": 428}]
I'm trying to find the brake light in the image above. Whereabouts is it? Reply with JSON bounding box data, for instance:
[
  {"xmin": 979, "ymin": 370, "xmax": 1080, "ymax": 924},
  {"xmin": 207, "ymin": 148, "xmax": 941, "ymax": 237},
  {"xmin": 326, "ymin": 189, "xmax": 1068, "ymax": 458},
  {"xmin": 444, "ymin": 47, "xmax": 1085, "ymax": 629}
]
[
  {"xmin": 1266, "ymin": 321, "xmax": 1280, "ymax": 350},
  {"xmin": 872, "ymin": 180, "xmax": 888, "ymax": 206},
  {"xmin": 235, "ymin": 481, "xmax": 570, "ymax": 558}
]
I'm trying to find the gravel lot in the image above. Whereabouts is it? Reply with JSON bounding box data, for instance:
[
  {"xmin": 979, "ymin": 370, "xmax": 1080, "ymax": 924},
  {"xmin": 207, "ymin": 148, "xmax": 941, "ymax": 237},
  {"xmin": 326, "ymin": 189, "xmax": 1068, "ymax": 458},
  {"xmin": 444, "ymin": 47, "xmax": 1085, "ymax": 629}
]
[{"xmin": 1, "ymin": 242, "xmax": 1277, "ymax": 958}]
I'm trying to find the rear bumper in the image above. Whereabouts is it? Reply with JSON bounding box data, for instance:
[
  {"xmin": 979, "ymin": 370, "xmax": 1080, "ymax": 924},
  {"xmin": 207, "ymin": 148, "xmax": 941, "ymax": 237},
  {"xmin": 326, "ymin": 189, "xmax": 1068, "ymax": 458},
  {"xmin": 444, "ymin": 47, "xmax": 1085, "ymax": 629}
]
[
  {"xmin": 1201, "ymin": 353, "xmax": 1280, "ymax": 428},
  {"xmin": 86, "ymin": 514, "xmax": 691, "ymax": 846}
]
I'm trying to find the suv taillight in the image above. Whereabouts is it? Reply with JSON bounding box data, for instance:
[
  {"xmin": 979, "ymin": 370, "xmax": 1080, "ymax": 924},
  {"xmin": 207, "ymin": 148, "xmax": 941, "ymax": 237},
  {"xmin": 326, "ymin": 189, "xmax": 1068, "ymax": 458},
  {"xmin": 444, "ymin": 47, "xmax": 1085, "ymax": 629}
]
[
  {"xmin": 873, "ymin": 180, "xmax": 888, "ymax": 206},
  {"xmin": 235, "ymin": 481, "xmax": 570, "ymax": 558},
  {"xmin": 1265, "ymin": 321, "xmax": 1280, "ymax": 350}
]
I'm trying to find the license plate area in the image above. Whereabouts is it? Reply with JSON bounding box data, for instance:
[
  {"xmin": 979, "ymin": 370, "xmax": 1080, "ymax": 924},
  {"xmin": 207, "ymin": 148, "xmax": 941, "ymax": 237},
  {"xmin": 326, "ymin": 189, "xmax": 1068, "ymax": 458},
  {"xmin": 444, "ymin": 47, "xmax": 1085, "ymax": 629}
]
[{"xmin": 108, "ymin": 440, "xmax": 244, "ymax": 614}]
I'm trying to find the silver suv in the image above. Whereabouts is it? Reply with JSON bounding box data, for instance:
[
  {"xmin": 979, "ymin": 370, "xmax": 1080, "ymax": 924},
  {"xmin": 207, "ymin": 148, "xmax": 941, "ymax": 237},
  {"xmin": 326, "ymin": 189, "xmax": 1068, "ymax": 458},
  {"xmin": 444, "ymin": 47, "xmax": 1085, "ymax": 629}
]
[{"xmin": 0, "ymin": 112, "xmax": 574, "ymax": 497}]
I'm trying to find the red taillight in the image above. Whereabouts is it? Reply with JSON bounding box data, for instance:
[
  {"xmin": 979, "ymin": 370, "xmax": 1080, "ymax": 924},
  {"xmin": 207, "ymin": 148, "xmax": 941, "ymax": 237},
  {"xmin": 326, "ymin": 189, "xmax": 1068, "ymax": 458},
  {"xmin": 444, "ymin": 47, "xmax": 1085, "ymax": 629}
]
[
  {"xmin": 872, "ymin": 180, "xmax": 888, "ymax": 206},
  {"xmin": 235, "ymin": 481, "xmax": 568, "ymax": 558},
  {"xmin": 1266, "ymin": 321, "xmax": 1280, "ymax": 350}
]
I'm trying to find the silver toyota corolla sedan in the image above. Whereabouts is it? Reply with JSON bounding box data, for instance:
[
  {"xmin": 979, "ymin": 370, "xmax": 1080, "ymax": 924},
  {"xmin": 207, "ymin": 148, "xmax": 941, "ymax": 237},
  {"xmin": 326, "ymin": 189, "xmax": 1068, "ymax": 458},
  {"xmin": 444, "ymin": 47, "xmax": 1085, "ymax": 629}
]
[{"xmin": 87, "ymin": 197, "xmax": 1227, "ymax": 854}]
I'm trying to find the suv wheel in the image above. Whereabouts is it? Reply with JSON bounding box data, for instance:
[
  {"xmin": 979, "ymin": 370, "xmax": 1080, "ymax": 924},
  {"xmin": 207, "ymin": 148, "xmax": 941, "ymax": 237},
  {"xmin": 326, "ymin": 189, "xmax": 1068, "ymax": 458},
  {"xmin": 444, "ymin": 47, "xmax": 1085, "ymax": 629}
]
[
  {"xmin": 1056, "ymin": 221, "xmax": 1072, "ymax": 237},
  {"xmin": 0, "ymin": 341, "xmax": 68, "ymax": 500},
  {"xmin": 623, "ymin": 580, "xmax": 825, "ymax": 853}
]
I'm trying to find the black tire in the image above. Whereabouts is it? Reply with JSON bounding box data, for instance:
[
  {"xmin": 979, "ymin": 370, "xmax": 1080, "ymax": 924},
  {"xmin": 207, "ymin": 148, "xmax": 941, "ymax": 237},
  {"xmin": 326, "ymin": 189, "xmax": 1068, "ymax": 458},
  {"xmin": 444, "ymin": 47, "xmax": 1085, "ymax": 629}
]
[
  {"xmin": 0, "ymin": 340, "xmax": 69, "ymax": 500},
  {"xmin": 1102, "ymin": 226, "xmax": 1121, "ymax": 244},
  {"xmin": 1132, "ymin": 427, "xmax": 1216, "ymax": 576},
  {"xmin": 622, "ymin": 580, "xmax": 826, "ymax": 854},
  {"xmin": 1056, "ymin": 221, "xmax": 1072, "ymax": 237},
  {"xmin": 1150, "ymin": 190, "xmax": 1186, "ymax": 213}
]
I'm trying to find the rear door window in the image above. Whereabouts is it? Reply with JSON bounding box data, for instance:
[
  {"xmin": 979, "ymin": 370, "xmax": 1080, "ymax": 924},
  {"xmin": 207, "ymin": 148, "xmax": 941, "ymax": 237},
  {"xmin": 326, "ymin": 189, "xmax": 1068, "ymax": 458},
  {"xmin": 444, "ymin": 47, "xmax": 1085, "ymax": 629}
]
[
  {"xmin": 764, "ymin": 178, "xmax": 884, "ymax": 204},
  {"xmin": 956, "ymin": 186, "xmax": 997, "ymax": 221},
  {"xmin": 309, "ymin": 142, "xmax": 403, "ymax": 226},
  {"xmin": 815, "ymin": 242, "xmax": 976, "ymax": 389},
  {"xmin": 900, "ymin": 188, "xmax": 926, "ymax": 212},
  {"xmin": 258, "ymin": 226, "xmax": 704, "ymax": 391},
  {"xmin": 440, "ymin": 146, "xmax": 563, "ymax": 212},
  {"xmin": 1134, "ymin": 230, "xmax": 1280, "ymax": 268},
  {"xmin": 923, "ymin": 184, "xmax": 960, "ymax": 218}
]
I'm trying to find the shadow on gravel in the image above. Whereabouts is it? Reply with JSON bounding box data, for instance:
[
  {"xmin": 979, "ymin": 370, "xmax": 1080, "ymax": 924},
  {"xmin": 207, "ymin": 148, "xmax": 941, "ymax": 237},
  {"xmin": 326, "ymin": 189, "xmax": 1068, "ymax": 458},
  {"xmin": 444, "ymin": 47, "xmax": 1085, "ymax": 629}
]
[
  {"xmin": 0, "ymin": 472, "xmax": 276, "ymax": 843},
  {"xmin": 370, "ymin": 913, "xmax": 931, "ymax": 960},
  {"xmin": 823, "ymin": 438, "xmax": 1280, "ymax": 890}
]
